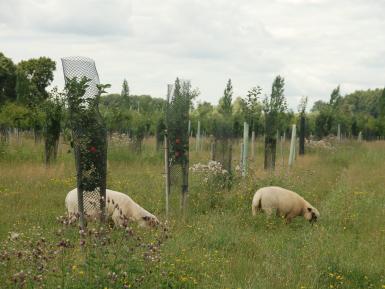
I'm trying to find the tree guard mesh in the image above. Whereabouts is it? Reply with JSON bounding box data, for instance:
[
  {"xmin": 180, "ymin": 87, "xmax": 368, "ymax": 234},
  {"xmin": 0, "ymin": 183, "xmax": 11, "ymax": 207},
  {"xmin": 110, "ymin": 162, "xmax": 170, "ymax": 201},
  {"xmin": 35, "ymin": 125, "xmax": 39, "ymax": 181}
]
[
  {"xmin": 62, "ymin": 57, "xmax": 100, "ymax": 100},
  {"xmin": 212, "ymin": 116, "xmax": 233, "ymax": 174},
  {"xmin": 166, "ymin": 80, "xmax": 190, "ymax": 200},
  {"xmin": 62, "ymin": 56, "xmax": 107, "ymax": 225}
]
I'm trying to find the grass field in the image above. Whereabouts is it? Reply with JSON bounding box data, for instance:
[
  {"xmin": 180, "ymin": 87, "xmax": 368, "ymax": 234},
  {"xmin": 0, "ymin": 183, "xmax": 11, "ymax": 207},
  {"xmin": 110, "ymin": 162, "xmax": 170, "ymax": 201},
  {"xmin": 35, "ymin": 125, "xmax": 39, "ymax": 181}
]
[{"xmin": 0, "ymin": 136, "xmax": 384, "ymax": 288}]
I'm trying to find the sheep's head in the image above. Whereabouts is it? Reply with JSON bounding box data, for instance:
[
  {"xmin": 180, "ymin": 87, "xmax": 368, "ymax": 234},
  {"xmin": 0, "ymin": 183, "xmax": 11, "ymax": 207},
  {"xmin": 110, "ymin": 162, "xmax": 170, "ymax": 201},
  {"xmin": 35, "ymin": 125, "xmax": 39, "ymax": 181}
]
[
  {"xmin": 140, "ymin": 215, "xmax": 160, "ymax": 228},
  {"xmin": 304, "ymin": 206, "xmax": 320, "ymax": 224}
]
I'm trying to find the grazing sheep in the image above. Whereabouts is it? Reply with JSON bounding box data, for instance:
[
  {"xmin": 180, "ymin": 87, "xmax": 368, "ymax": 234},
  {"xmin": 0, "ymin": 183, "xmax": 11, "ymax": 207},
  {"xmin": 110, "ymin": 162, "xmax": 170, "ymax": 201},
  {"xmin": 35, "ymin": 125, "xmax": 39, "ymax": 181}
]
[
  {"xmin": 65, "ymin": 188, "xmax": 159, "ymax": 228},
  {"xmin": 252, "ymin": 186, "xmax": 320, "ymax": 224}
]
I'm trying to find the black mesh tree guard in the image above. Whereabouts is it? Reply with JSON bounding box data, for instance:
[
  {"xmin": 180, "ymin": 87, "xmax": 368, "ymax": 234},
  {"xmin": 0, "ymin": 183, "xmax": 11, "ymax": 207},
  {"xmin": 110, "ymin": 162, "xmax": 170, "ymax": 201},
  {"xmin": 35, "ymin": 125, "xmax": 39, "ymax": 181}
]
[
  {"xmin": 166, "ymin": 79, "xmax": 190, "ymax": 211},
  {"xmin": 62, "ymin": 56, "xmax": 108, "ymax": 228},
  {"xmin": 212, "ymin": 115, "xmax": 233, "ymax": 174}
]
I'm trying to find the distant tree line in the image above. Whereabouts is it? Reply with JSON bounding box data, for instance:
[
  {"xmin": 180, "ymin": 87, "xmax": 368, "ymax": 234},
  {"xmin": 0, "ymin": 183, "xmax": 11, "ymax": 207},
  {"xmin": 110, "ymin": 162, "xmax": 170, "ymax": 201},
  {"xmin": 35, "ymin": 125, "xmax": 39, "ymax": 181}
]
[{"xmin": 1, "ymin": 51, "xmax": 384, "ymax": 163}]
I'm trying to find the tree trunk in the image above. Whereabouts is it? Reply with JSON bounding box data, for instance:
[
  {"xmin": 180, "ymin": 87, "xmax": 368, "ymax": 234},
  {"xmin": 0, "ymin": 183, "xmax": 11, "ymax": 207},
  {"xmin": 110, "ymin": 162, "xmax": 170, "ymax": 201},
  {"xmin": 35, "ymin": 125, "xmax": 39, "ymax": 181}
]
[{"xmin": 0, "ymin": 125, "xmax": 8, "ymax": 144}]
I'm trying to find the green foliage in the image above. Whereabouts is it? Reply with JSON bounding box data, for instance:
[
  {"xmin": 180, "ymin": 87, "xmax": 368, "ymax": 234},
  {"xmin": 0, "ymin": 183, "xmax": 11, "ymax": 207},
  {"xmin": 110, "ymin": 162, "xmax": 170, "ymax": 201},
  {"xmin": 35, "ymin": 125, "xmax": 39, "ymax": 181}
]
[
  {"xmin": 16, "ymin": 57, "xmax": 56, "ymax": 107},
  {"xmin": 242, "ymin": 86, "xmax": 262, "ymax": 132},
  {"xmin": 121, "ymin": 79, "xmax": 130, "ymax": 107},
  {"xmin": 329, "ymin": 85, "xmax": 342, "ymax": 108},
  {"xmin": 218, "ymin": 79, "xmax": 233, "ymax": 116},
  {"xmin": 130, "ymin": 110, "xmax": 147, "ymax": 151},
  {"xmin": 0, "ymin": 102, "xmax": 31, "ymax": 130},
  {"xmin": 65, "ymin": 76, "xmax": 110, "ymax": 192},
  {"xmin": 315, "ymin": 106, "xmax": 333, "ymax": 138},
  {"xmin": 312, "ymin": 87, "xmax": 385, "ymax": 139},
  {"xmin": 263, "ymin": 76, "xmax": 287, "ymax": 170},
  {"xmin": 379, "ymin": 88, "xmax": 385, "ymax": 118},
  {"xmin": 311, "ymin": 100, "xmax": 328, "ymax": 112},
  {"xmin": 263, "ymin": 75, "xmax": 287, "ymax": 137},
  {"xmin": 168, "ymin": 78, "xmax": 197, "ymax": 165},
  {"xmin": 0, "ymin": 52, "xmax": 16, "ymax": 103},
  {"xmin": 43, "ymin": 88, "xmax": 64, "ymax": 164},
  {"xmin": 264, "ymin": 76, "xmax": 287, "ymax": 115}
]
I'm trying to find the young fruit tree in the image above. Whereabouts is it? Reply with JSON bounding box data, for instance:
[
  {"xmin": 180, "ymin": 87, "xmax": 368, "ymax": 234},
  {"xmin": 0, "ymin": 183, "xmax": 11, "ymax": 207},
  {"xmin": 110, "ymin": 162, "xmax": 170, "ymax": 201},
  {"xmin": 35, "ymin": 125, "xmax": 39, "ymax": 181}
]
[
  {"xmin": 62, "ymin": 56, "xmax": 110, "ymax": 229},
  {"xmin": 298, "ymin": 96, "xmax": 308, "ymax": 155},
  {"xmin": 263, "ymin": 76, "xmax": 287, "ymax": 170},
  {"xmin": 166, "ymin": 78, "xmax": 198, "ymax": 213}
]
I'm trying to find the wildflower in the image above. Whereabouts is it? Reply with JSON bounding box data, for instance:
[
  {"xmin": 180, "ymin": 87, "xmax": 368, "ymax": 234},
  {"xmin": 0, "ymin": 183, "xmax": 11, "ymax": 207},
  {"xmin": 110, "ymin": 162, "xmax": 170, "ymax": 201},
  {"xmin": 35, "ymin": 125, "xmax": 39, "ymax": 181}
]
[
  {"xmin": 10, "ymin": 232, "xmax": 20, "ymax": 241},
  {"xmin": 180, "ymin": 276, "xmax": 188, "ymax": 282}
]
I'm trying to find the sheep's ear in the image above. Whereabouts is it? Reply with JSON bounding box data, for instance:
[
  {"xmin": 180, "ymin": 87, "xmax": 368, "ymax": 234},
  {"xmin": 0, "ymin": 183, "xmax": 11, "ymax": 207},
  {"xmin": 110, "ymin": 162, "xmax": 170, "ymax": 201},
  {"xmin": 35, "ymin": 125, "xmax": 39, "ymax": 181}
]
[
  {"xmin": 142, "ymin": 216, "xmax": 150, "ymax": 221},
  {"xmin": 307, "ymin": 207, "xmax": 312, "ymax": 212}
]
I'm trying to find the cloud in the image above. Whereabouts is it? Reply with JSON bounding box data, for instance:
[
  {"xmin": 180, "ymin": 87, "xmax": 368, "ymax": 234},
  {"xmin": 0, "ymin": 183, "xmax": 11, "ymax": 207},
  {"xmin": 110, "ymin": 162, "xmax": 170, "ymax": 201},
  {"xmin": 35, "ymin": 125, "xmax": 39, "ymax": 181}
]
[
  {"xmin": 1, "ymin": 0, "xmax": 384, "ymax": 109},
  {"xmin": 0, "ymin": 0, "xmax": 133, "ymax": 36}
]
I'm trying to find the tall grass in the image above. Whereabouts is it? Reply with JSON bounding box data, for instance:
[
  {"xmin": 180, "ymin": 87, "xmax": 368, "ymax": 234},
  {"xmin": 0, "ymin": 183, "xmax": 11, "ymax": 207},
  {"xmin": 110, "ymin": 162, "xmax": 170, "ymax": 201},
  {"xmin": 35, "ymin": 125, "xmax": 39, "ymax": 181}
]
[{"xmin": 0, "ymin": 136, "xmax": 384, "ymax": 288}]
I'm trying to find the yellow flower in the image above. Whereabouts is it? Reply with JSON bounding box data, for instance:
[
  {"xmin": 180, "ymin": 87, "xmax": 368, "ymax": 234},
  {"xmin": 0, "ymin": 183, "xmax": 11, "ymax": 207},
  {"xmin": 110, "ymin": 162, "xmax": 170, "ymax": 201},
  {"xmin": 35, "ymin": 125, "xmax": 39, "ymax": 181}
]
[{"xmin": 180, "ymin": 276, "xmax": 188, "ymax": 282}]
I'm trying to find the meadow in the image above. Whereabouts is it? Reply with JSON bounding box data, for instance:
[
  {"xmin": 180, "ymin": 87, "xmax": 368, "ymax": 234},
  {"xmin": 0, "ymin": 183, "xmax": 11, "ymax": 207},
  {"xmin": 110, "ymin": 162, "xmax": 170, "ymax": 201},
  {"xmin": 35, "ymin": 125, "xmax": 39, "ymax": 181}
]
[{"xmin": 0, "ymin": 135, "xmax": 384, "ymax": 288}]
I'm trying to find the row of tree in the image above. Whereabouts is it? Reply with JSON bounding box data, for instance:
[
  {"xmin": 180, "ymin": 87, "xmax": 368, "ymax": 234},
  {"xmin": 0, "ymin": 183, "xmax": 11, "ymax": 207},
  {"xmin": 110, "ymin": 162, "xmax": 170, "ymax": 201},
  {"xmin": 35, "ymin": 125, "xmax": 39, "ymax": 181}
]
[{"xmin": 1, "ymin": 51, "xmax": 384, "ymax": 167}]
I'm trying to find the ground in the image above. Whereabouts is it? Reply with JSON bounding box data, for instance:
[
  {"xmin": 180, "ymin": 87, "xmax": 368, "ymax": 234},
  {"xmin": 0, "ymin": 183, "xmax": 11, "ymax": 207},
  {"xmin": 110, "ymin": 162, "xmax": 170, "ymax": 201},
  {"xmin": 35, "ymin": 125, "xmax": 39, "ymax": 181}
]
[{"xmin": 0, "ymin": 136, "xmax": 384, "ymax": 288}]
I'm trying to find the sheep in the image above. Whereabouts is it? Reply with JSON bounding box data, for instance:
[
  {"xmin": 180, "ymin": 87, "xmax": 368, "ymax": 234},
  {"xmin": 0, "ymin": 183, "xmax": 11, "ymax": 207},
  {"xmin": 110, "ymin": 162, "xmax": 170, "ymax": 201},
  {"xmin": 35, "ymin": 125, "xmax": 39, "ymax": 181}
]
[
  {"xmin": 252, "ymin": 186, "xmax": 320, "ymax": 224},
  {"xmin": 65, "ymin": 188, "xmax": 159, "ymax": 228}
]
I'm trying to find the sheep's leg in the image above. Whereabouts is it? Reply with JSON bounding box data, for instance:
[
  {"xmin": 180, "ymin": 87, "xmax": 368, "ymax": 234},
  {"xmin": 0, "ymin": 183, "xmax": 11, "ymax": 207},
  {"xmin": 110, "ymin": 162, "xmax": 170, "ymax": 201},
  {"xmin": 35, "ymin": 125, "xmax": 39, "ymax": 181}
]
[
  {"xmin": 285, "ymin": 212, "xmax": 296, "ymax": 224},
  {"xmin": 111, "ymin": 210, "xmax": 123, "ymax": 227}
]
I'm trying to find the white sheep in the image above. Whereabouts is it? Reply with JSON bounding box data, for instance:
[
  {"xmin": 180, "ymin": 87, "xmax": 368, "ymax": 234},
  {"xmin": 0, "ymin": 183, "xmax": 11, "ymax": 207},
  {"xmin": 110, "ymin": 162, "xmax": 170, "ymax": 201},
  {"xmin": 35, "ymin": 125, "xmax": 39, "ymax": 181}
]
[
  {"xmin": 252, "ymin": 186, "xmax": 320, "ymax": 224},
  {"xmin": 65, "ymin": 188, "xmax": 159, "ymax": 228}
]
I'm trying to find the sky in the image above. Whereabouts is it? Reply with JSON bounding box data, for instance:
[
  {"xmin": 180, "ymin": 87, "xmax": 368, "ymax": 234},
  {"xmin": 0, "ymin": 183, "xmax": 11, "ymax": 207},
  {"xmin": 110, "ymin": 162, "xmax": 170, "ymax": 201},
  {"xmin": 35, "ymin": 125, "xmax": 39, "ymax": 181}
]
[{"xmin": 1, "ymin": 0, "xmax": 384, "ymax": 110}]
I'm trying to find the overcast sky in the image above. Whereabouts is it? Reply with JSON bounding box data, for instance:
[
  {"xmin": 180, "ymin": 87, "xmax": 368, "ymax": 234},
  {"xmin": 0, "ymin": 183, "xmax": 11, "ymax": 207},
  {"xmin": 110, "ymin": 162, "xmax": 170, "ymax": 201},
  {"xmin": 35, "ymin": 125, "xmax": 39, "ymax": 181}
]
[{"xmin": 1, "ymin": 0, "xmax": 384, "ymax": 109}]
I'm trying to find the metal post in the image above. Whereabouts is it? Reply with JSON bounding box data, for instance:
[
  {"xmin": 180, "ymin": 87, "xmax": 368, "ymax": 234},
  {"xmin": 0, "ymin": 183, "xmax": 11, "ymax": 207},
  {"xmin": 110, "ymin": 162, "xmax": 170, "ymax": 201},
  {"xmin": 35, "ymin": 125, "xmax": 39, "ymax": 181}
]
[
  {"xmin": 196, "ymin": 120, "xmax": 200, "ymax": 152},
  {"xmin": 337, "ymin": 124, "xmax": 341, "ymax": 142},
  {"xmin": 288, "ymin": 124, "xmax": 296, "ymax": 167},
  {"xmin": 358, "ymin": 131, "xmax": 362, "ymax": 142}
]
